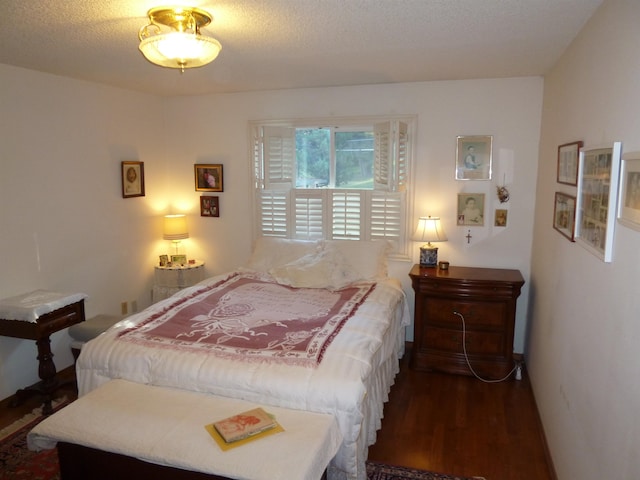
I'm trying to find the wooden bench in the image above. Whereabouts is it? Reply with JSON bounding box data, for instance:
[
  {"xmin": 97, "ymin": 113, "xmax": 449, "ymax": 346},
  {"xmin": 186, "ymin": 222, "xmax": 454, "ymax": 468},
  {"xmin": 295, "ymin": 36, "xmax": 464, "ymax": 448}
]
[{"xmin": 28, "ymin": 379, "xmax": 342, "ymax": 480}]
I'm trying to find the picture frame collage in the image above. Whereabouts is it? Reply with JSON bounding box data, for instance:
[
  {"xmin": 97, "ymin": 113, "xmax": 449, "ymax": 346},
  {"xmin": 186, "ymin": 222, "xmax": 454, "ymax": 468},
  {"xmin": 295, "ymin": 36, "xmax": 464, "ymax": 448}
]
[
  {"xmin": 121, "ymin": 161, "xmax": 224, "ymax": 218},
  {"xmin": 553, "ymin": 140, "xmax": 636, "ymax": 263},
  {"xmin": 455, "ymin": 135, "xmax": 504, "ymax": 228}
]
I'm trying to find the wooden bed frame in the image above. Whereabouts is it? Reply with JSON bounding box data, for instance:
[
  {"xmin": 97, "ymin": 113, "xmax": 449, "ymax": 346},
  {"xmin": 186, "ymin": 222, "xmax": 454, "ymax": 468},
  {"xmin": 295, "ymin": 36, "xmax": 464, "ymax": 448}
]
[{"xmin": 57, "ymin": 442, "xmax": 327, "ymax": 480}]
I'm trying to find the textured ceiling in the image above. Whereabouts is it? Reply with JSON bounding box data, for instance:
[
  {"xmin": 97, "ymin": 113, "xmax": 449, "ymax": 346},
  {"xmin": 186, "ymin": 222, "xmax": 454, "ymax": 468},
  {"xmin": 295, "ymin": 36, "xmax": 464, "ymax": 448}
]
[{"xmin": 0, "ymin": 0, "xmax": 603, "ymax": 97}]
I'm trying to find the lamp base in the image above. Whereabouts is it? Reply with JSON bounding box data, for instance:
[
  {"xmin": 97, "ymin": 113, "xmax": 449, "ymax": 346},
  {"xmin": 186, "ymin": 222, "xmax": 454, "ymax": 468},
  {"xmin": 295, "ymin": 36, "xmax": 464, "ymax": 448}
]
[{"xmin": 419, "ymin": 245, "xmax": 438, "ymax": 267}]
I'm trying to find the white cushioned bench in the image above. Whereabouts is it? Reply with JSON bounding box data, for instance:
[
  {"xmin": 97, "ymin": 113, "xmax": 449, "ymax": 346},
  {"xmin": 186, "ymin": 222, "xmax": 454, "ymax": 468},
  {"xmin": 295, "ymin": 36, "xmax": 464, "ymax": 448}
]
[{"xmin": 28, "ymin": 379, "xmax": 342, "ymax": 480}]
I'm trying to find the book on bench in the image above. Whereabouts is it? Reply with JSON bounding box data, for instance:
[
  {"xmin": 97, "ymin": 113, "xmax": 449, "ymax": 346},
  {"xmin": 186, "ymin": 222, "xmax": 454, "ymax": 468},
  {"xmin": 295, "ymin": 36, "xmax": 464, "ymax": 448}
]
[{"xmin": 212, "ymin": 407, "xmax": 278, "ymax": 444}]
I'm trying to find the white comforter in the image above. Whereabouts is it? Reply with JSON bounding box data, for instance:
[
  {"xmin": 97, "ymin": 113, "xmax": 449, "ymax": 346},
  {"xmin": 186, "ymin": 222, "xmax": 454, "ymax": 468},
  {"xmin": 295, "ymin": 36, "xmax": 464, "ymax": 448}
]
[{"xmin": 76, "ymin": 270, "xmax": 409, "ymax": 480}]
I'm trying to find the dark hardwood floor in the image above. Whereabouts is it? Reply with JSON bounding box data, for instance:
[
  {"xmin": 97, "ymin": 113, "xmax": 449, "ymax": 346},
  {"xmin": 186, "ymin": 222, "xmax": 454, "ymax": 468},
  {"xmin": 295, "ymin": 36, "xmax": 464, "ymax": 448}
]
[
  {"xmin": 1, "ymin": 344, "xmax": 554, "ymax": 480},
  {"xmin": 368, "ymin": 344, "xmax": 555, "ymax": 480}
]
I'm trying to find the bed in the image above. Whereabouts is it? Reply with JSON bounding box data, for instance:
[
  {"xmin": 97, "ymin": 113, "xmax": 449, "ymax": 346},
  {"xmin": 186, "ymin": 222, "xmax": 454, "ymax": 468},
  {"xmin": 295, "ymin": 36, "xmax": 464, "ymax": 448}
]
[{"xmin": 75, "ymin": 238, "xmax": 410, "ymax": 480}]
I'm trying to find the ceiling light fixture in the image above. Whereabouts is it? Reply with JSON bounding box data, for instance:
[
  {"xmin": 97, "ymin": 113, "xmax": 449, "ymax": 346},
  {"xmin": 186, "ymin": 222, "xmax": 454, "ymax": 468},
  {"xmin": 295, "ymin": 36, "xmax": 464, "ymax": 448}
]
[{"xmin": 138, "ymin": 6, "xmax": 222, "ymax": 73}]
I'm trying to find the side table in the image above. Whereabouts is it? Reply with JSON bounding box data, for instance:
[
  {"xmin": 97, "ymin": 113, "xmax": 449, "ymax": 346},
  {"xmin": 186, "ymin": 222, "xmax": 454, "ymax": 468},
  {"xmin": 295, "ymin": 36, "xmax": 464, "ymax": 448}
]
[
  {"xmin": 0, "ymin": 290, "xmax": 87, "ymax": 415},
  {"xmin": 152, "ymin": 260, "xmax": 205, "ymax": 302}
]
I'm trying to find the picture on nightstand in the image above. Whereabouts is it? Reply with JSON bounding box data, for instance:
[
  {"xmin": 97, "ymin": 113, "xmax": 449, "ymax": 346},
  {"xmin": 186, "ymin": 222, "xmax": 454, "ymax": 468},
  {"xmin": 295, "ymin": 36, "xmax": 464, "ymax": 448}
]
[
  {"xmin": 171, "ymin": 254, "xmax": 187, "ymax": 265},
  {"xmin": 159, "ymin": 254, "xmax": 169, "ymax": 266}
]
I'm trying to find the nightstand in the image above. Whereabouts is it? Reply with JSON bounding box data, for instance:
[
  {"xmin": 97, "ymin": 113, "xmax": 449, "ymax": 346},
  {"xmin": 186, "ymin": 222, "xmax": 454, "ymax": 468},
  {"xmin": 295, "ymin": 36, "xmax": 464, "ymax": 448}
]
[
  {"xmin": 409, "ymin": 264, "xmax": 524, "ymax": 379},
  {"xmin": 152, "ymin": 260, "xmax": 205, "ymax": 302}
]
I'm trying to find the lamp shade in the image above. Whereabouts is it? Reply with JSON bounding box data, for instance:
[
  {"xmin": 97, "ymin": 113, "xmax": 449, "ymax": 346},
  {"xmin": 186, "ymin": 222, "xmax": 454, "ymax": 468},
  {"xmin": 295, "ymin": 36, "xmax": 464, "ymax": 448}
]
[
  {"xmin": 163, "ymin": 214, "xmax": 189, "ymax": 240},
  {"xmin": 412, "ymin": 216, "xmax": 447, "ymax": 244},
  {"xmin": 139, "ymin": 33, "xmax": 221, "ymax": 70}
]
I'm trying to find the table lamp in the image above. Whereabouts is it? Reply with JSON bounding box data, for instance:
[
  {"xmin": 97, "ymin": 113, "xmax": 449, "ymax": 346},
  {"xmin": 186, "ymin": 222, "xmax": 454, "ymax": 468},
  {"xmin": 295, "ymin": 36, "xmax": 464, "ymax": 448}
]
[
  {"xmin": 412, "ymin": 216, "xmax": 447, "ymax": 267},
  {"xmin": 163, "ymin": 214, "xmax": 189, "ymax": 255}
]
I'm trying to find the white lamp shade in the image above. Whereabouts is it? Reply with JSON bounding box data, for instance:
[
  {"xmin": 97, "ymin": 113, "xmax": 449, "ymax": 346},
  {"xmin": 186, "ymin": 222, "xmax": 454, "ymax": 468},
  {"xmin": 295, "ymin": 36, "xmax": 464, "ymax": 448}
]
[
  {"xmin": 163, "ymin": 215, "xmax": 189, "ymax": 240},
  {"xmin": 139, "ymin": 33, "xmax": 221, "ymax": 69},
  {"xmin": 412, "ymin": 216, "xmax": 447, "ymax": 243}
]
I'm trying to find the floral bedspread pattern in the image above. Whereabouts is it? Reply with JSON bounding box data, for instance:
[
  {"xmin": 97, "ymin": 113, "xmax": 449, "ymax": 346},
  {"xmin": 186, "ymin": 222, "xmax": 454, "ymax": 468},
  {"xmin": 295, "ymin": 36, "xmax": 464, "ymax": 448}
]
[{"xmin": 118, "ymin": 272, "xmax": 375, "ymax": 366}]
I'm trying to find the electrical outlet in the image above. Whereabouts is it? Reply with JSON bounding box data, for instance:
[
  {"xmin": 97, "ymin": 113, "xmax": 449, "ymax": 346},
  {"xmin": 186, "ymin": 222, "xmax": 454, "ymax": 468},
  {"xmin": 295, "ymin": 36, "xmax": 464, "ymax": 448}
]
[
  {"xmin": 131, "ymin": 300, "xmax": 138, "ymax": 313},
  {"xmin": 121, "ymin": 302, "xmax": 128, "ymax": 315}
]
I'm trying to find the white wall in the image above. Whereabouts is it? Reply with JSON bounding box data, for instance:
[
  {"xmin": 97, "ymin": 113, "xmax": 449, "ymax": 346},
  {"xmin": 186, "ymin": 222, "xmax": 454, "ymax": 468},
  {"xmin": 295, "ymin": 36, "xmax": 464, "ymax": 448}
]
[
  {"xmin": 0, "ymin": 65, "xmax": 543, "ymax": 401},
  {"xmin": 529, "ymin": 1, "xmax": 640, "ymax": 478},
  {"xmin": 164, "ymin": 78, "xmax": 542, "ymax": 348},
  {"xmin": 0, "ymin": 65, "xmax": 167, "ymax": 399}
]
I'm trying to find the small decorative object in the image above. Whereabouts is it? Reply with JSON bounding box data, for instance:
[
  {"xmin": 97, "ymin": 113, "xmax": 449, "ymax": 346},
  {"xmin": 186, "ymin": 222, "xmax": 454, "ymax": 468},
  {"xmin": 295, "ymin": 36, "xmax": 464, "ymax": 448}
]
[
  {"xmin": 412, "ymin": 216, "xmax": 447, "ymax": 267},
  {"xmin": 495, "ymin": 209, "xmax": 508, "ymax": 227},
  {"xmin": 617, "ymin": 151, "xmax": 640, "ymax": 232},
  {"xmin": 557, "ymin": 141, "xmax": 583, "ymax": 186},
  {"xmin": 171, "ymin": 254, "xmax": 187, "ymax": 265},
  {"xmin": 121, "ymin": 161, "xmax": 145, "ymax": 198},
  {"xmin": 575, "ymin": 142, "xmax": 622, "ymax": 262},
  {"xmin": 496, "ymin": 185, "xmax": 510, "ymax": 203},
  {"xmin": 195, "ymin": 164, "xmax": 223, "ymax": 192},
  {"xmin": 457, "ymin": 193, "xmax": 485, "ymax": 226},
  {"xmin": 159, "ymin": 254, "xmax": 169, "ymax": 266},
  {"xmin": 200, "ymin": 195, "xmax": 220, "ymax": 217},
  {"xmin": 553, "ymin": 192, "xmax": 576, "ymax": 241},
  {"xmin": 455, "ymin": 135, "xmax": 493, "ymax": 180},
  {"xmin": 465, "ymin": 230, "xmax": 472, "ymax": 244},
  {"xmin": 438, "ymin": 261, "xmax": 449, "ymax": 270}
]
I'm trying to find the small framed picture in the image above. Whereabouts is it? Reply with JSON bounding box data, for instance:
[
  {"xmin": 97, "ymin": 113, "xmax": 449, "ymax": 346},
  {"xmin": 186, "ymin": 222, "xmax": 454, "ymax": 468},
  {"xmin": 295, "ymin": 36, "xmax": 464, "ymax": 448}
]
[
  {"xmin": 455, "ymin": 135, "xmax": 492, "ymax": 180},
  {"xmin": 457, "ymin": 193, "xmax": 485, "ymax": 226},
  {"xmin": 553, "ymin": 192, "xmax": 576, "ymax": 241},
  {"xmin": 617, "ymin": 151, "xmax": 640, "ymax": 232},
  {"xmin": 200, "ymin": 196, "xmax": 220, "ymax": 217},
  {"xmin": 494, "ymin": 209, "xmax": 508, "ymax": 227},
  {"xmin": 557, "ymin": 141, "xmax": 582, "ymax": 186},
  {"xmin": 159, "ymin": 254, "xmax": 169, "ymax": 266},
  {"xmin": 195, "ymin": 164, "xmax": 223, "ymax": 192},
  {"xmin": 121, "ymin": 161, "xmax": 145, "ymax": 198},
  {"xmin": 171, "ymin": 254, "xmax": 187, "ymax": 266}
]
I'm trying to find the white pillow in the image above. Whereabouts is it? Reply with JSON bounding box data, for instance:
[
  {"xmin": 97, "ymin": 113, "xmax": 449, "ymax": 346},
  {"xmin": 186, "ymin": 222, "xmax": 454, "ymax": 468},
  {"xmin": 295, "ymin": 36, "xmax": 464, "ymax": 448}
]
[
  {"xmin": 321, "ymin": 240, "xmax": 390, "ymax": 281},
  {"xmin": 269, "ymin": 248, "xmax": 359, "ymax": 289},
  {"xmin": 246, "ymin": 237, "xmax": 320, "ymax": 272}
]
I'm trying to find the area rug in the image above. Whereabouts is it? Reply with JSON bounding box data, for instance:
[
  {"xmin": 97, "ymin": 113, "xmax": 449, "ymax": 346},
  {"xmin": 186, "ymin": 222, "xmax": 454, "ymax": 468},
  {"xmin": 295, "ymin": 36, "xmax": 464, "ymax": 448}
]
[
  {"xmin": 366, "ymin": 461, "xmax": 486, "ymax": 480},
  {"xmin": 0, "ymin": 398, "xmax": 68, "ymax": 480}
]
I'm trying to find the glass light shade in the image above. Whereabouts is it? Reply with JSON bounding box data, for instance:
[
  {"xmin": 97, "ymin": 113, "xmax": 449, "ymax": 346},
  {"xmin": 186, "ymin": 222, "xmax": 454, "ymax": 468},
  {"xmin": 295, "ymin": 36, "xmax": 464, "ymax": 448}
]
[
  {"xmin": 163, "ymin": 215, "xmax": 189, "ymax": 240},
  {"xmin": 139, "ymin": 33, "xmax": 221, "ymax": 70}
]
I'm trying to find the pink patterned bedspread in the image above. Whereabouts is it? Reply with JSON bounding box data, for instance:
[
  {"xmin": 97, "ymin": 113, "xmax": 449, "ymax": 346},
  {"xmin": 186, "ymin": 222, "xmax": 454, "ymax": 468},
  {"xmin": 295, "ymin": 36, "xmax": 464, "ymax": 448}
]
[{"xmin": 118, "ymin": 272, "xmax": 375, "ymax": 366}]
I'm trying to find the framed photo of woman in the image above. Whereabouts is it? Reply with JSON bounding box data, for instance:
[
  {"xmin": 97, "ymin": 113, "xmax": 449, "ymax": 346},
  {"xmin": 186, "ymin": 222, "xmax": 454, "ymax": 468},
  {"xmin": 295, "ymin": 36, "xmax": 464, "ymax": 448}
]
[{"xmin": 121, "ymin": 161, "xmax": 145, "ymax": 198}]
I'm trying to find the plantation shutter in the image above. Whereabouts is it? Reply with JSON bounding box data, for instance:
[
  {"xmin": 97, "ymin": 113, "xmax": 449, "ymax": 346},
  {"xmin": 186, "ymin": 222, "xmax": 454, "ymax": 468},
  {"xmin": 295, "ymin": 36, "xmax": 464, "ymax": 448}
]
[
  {"xmin": 331, "ymin": 191, "xmax": 364, "ymax": 240},
  {"xmin": 294, "ymin": 190, "xmax": 325, "ymax": 239},
  {"xmin": 374, "ymin": 120, "xmax": 408, "ymax": 192},
  {"xmin": 263, "ymin": 126, "xmax": 295, "ymax": 189}
]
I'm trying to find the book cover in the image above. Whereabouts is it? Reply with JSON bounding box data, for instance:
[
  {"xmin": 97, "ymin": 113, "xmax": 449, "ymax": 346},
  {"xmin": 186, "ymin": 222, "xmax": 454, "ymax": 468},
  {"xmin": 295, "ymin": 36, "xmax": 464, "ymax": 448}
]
[{"xmin": 212, "ymin": 407, "xmax": 277, "ymax": 443}]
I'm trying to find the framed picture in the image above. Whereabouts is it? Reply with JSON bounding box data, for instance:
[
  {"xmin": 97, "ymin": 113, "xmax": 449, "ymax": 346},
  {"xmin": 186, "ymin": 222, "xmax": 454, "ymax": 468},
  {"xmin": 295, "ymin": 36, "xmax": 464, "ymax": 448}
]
[
  {"xmin": 617, "ymin": 151, "xmax": 640, "ymax": 232},
  {"xmin": 575, "ymin": 142, "xmax": 622, "ymax": 262},
  {"xmin": 494, "ymin": 209, "xmax": 508, "ymax": 227},
  {"xmin": 200, "ymin": 195, "xmax": 220, "ymax": 217},
  {"xmin": 121, "ymin": 161, "xmax": 145, "ymax": 198},
  {"xmin": 557, "ymin": 141, "xmax": 583, "ymax": 186},
  {"xmin": 171, "ymin": 254, "xmax": 187, "ymax": 266},
  {"xmin": 455, "ymin": 135, "xmax": 492, "ymax": 180},
  {"xmin": 457, "ymin": 193, "xmax": 485, "ymax": 226},
  {"xmin": 195, "ymin": 164, "xmax": 223, "ymax": 192},
  {"xmin": 159, "ymin": 254, "xmax": 169, "ymax": 267},
  {"xmin": 553, "ymin": 192, "xmax": 576, "ymax": 241}
]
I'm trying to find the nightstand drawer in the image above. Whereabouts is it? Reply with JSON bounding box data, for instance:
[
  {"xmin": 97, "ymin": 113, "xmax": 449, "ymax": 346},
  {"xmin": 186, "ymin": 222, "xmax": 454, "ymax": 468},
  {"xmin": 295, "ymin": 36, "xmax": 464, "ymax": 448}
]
[
  {"xmin": 425, "ymin": 298, "xmax": 506, "ymax": 328},
  {"xmin": 423, "ymin": 326, "xmax": 505, "ymax": 356}
]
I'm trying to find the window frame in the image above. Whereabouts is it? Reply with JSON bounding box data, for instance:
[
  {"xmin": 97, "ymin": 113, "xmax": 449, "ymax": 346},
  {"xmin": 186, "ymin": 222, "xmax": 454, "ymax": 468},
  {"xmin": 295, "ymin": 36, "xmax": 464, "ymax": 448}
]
[{"xmin": 250, "ymin": 115, "xmax": 416, "ymax": 260}]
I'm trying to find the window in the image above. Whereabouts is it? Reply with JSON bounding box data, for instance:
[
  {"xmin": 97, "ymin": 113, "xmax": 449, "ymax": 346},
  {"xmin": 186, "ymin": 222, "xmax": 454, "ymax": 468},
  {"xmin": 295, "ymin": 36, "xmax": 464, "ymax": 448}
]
[{"xmin": 251, "ymin": 116, "xmax": 415, "ymax": 258}]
